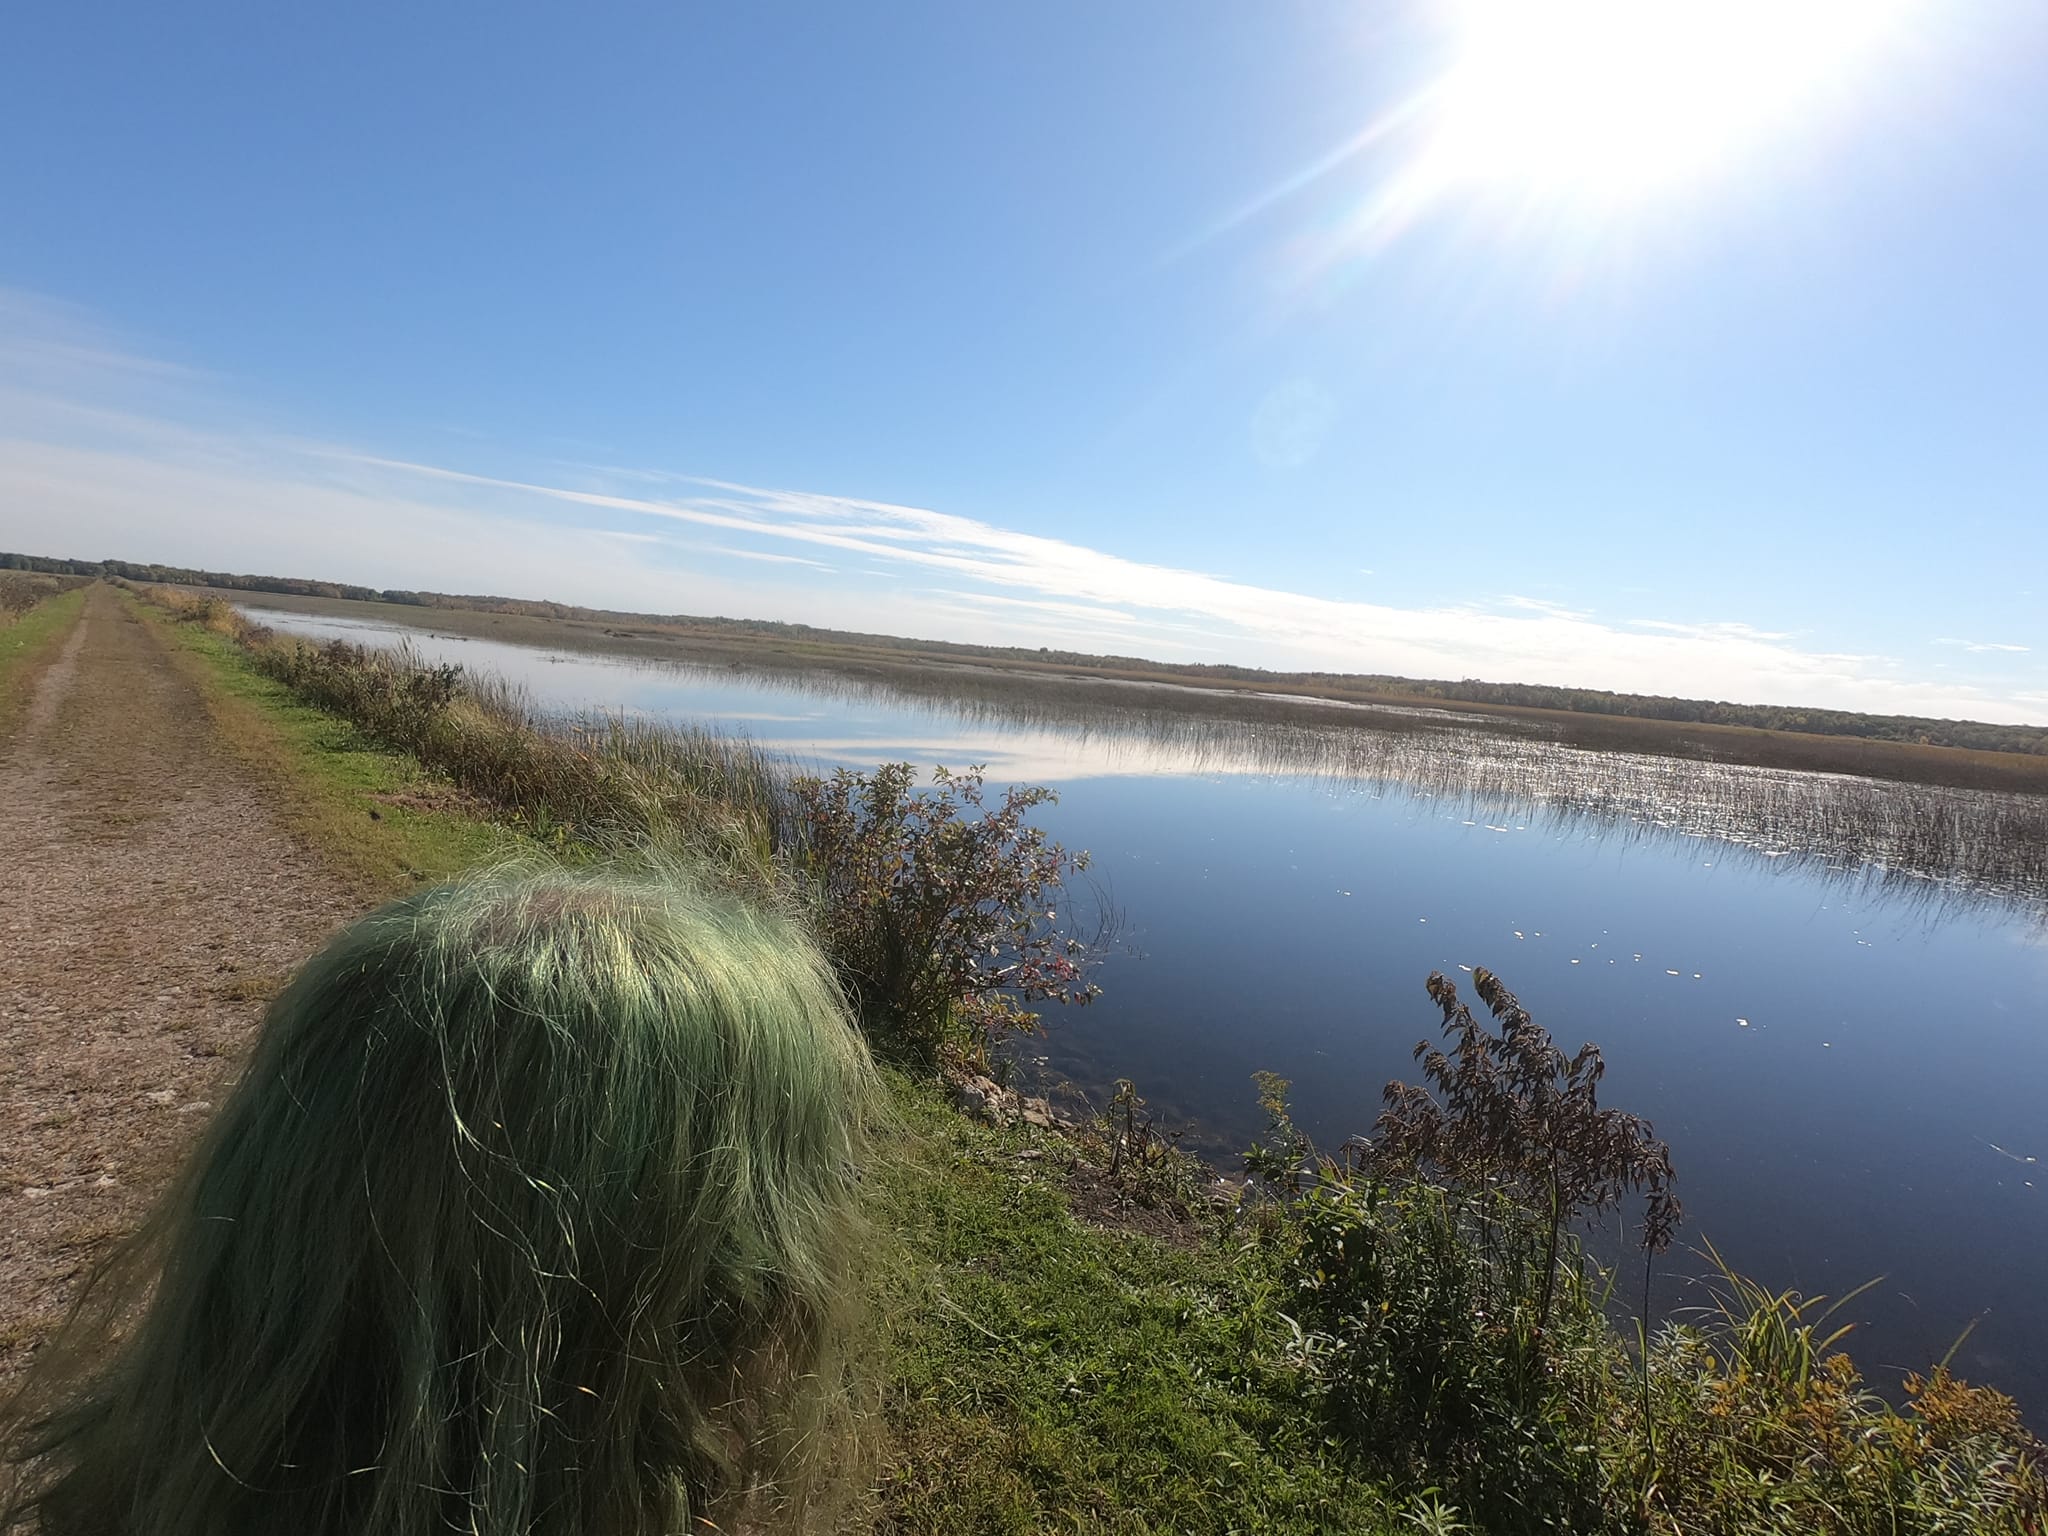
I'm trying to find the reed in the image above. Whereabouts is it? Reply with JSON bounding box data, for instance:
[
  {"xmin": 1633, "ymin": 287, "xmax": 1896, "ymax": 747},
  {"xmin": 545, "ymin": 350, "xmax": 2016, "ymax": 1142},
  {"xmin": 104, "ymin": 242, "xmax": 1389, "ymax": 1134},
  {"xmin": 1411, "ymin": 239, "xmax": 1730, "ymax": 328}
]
[
  {"xmin": 148, "ymin": 579, "xmax": 806, "ymax": 873},
  {"xmin": 166, "ymin": 583, "xmax": 2048, "ymax": 922},
  {"xmin": 616, "ymin": 640, "xmax": 2048, "ymax": 922}
]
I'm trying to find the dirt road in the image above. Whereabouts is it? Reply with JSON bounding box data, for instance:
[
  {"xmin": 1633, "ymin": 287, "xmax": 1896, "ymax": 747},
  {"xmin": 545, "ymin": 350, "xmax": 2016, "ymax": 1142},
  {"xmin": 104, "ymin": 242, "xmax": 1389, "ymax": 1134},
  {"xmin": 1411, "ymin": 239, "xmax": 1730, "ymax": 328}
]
[{"xmin": 0, "ymin": 586, "xmax": 355, "ymax": 1372}]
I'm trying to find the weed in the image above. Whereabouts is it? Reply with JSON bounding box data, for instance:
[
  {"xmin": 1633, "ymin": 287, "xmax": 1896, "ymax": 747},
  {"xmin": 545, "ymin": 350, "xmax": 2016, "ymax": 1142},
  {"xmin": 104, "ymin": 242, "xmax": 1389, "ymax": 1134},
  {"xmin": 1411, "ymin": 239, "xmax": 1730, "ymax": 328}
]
[
  {"xmin": 1054, "ymin": 1076, "xmax": 1209, "ymax": 1216},
  {"xmin": 1369, "ymin": 968, "xmax": 1679, "ymax": 1334},
  {"xmin": 140, "ymin": 585, "xmax": 792, "ymax": 873},
  {"xmin": 1251, "ymin": 971, "xmax": 2047, "ymax": 1534},
  {"xmin": 792, "ymin": 762, "xmax": 1099, "ymax": 1061}
]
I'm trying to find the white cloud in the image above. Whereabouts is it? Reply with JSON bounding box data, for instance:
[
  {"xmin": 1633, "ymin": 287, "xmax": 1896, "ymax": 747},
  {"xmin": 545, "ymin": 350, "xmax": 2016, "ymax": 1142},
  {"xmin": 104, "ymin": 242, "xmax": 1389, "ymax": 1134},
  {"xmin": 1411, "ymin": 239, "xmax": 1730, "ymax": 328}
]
[
  {"xmin": 1934, "ymin": 637, "xmax": 2031, "ymax": 655},
  {"xmin": 327, "ymin": 455, "xmax": 2048, "ymax": 720},
  {"xmin": 1, "ymin": 289, "xmax": 2043, "ymax": 726}
]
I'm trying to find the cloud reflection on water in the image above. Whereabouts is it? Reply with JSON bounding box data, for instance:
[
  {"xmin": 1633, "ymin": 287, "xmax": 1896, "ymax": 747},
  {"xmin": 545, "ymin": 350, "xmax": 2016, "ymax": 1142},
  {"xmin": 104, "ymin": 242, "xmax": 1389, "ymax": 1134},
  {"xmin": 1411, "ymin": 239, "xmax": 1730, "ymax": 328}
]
[{"xmin": 244, "ymin": 604, "xmax": 2048, "ymax": 928}]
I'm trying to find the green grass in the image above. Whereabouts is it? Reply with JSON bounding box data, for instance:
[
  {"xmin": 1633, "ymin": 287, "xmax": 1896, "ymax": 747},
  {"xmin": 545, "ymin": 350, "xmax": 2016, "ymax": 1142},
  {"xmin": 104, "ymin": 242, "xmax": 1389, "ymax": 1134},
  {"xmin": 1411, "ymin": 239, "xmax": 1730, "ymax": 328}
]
[
  {"xmin": 0, "ymin": 586, "xmax": 87, "ymax": 735},
  {"xmin": 135, "ymin": 597, "xmax": 516, "ymax": 895},
  {"xmin": 868, "ymin": 1080, "xmax": 1398, "ymax": 1535}
]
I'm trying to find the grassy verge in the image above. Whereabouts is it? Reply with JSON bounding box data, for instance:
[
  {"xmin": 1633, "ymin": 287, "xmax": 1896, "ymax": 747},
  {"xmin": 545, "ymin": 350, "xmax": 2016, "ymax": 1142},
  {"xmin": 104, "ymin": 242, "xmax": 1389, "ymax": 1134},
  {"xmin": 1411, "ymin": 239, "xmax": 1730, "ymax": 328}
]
[
  {"xmin": 867, "ymin": 1083, "xmax": 1396, "ymax": 1535},
  {"xmin": 132, "ymin": 595, "xmax": 516, "ymax": 895},
  {"xmin": 0, "ymin": 586, "xmax": 87, "ymax": 736}
]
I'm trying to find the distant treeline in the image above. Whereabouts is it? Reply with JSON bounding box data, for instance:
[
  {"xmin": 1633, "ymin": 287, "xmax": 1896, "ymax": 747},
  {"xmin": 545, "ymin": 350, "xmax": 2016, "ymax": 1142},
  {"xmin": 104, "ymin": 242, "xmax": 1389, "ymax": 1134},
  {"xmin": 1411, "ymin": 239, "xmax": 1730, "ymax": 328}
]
[
  {"xmin": 0, "ymin": 551, "xmax": 573, "ymax": 616},
  {"xmin": 10, "ymin": 549, "xmax": 2043, "ymax": 756},
  {"xmin": 3, "ymin": 551, "xmax": 409, "ymax": 605}
]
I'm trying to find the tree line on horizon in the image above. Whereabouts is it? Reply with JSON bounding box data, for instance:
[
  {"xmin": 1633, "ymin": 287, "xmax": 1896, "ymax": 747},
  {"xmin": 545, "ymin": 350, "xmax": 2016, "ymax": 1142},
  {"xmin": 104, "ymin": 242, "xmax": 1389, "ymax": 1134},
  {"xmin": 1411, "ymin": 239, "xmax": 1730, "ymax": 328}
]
[{"xmin": 8, "ymin": 548, "xmax": 2042, "ymax": 758}]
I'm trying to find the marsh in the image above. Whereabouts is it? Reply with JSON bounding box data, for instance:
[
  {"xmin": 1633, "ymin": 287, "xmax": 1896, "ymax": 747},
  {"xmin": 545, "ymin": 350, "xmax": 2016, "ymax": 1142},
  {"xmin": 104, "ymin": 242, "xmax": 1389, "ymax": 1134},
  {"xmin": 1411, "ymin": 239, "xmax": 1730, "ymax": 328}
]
[{"xmin": 244, "ymin": 599, "xmax": 2048, "ymax": 1411}]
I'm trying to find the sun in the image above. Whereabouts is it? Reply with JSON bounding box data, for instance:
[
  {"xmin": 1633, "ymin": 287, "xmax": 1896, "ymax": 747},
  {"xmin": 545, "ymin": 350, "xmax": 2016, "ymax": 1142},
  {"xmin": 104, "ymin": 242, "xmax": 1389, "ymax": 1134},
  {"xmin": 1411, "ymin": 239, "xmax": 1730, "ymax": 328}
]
[{"xmin": 1411, "ymin": 0, "xmax": 1922, "ymax": 215}]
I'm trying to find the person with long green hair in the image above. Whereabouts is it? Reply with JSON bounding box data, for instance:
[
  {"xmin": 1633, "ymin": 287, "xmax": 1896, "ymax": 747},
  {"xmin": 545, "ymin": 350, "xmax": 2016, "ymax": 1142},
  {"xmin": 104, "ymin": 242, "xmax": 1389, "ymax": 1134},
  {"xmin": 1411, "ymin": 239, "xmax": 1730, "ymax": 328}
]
[{"xmin": 1, "ymin": 863, "xmax": 882, "ymax": 1535}]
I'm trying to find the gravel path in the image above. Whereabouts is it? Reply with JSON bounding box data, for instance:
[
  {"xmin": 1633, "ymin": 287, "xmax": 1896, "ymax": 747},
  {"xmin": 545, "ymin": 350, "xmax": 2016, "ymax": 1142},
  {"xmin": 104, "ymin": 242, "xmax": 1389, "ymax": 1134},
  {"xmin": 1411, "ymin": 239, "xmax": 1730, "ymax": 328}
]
[{"xmin": 0, "ymin": 587, "xmax": 355, "ymax": 1373}]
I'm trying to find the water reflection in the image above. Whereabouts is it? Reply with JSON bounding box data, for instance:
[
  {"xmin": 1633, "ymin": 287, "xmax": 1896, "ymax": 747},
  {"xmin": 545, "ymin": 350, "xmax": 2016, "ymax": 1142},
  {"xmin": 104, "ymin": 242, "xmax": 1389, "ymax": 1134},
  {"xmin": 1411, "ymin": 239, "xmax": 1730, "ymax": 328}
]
[
  {"xmin": 241, "ymin": 605, "xmax": 2048, "ymax": 1406},
  {"xmin": 246, "ymin": 606, "xmax": 2048, "ymax": 926}
]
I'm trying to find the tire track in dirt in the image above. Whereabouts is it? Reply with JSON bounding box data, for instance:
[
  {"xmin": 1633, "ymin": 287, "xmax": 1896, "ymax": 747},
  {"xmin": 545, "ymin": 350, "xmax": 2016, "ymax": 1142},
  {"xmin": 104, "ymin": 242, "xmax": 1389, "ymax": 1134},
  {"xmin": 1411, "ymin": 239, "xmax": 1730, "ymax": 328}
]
[{"xmin": 0, "ymin": 586, "xmax": 356, "ymax": 1373}]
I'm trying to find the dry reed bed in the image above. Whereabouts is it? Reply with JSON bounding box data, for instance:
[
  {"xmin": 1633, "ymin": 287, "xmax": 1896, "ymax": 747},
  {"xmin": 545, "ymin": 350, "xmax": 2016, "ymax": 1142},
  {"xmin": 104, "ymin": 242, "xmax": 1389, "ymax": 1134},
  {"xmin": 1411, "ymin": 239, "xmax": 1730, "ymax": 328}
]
[{"xmin": 507, "ymin": 640, "xmax": 2048, "ymax": 921}]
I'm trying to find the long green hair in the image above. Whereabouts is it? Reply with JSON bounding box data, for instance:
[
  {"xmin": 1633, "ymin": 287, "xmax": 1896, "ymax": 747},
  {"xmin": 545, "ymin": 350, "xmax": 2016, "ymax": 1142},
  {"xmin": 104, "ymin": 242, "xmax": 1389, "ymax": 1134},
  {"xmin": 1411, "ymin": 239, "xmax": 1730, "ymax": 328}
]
[{"xmin": 1, "ymin": 862, "xmax": 882, "ymax": 1535}]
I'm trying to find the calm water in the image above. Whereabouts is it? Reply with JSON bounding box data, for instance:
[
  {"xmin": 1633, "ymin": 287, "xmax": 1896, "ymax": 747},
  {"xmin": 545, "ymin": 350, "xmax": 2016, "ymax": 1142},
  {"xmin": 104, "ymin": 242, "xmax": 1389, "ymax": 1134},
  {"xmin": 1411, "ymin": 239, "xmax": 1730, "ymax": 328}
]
[{"xmin": 248, "ymin": 608, "xmax": 2048, "ymax": 1404}]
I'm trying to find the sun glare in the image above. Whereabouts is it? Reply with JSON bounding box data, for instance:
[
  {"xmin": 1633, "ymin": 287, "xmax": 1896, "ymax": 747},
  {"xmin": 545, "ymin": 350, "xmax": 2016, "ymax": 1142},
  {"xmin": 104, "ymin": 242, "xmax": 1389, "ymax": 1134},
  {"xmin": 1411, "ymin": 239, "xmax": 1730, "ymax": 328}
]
[{"xmin": 1415, "ymin": 0, "xmax": 1921, "ymax": 213}]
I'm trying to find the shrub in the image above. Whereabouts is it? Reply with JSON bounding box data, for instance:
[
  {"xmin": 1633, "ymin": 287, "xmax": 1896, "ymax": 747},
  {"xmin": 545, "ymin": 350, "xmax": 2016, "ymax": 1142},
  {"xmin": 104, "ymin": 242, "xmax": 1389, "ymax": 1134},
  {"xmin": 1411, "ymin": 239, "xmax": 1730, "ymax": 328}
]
[
  {"xmin": 1369, "ymin": 968, "xmax": 1679, "ymax": 1334},
  {"xmin": 1251, "ymin": 972, "xmax": 2047, "ymax": 1534},
  {"xmin": 791, "ymin": 763, "xmax": 1097, "ymax": 1060},
  {"xmin": 1081, "ymin": 1076, "xmax": 1207, "ymax": 1214},
  {"xmin": 1280, "ymin": 1173, "xmax": 1612, "ymax": 1530},
  {"xmin": 0, "ymin": 572, "xmax": 81, "ymax": 619}
]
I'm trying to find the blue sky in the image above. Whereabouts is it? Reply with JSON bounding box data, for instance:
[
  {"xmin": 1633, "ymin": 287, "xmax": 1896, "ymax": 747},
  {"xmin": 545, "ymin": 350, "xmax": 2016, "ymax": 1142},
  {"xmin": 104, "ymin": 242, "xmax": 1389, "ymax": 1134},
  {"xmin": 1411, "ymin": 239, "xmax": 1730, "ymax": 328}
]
[{"xmin": 3, "ymin": 1, "xmax": 2045, "ymax": 721}]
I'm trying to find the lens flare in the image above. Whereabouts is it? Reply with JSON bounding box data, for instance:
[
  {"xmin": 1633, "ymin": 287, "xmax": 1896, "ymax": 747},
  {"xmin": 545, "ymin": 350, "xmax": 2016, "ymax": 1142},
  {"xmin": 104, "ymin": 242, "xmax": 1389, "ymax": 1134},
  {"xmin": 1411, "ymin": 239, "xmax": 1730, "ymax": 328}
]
[{"xmin": 1416, "ymin": 0, "xmax": 1923, "ymax": 212}]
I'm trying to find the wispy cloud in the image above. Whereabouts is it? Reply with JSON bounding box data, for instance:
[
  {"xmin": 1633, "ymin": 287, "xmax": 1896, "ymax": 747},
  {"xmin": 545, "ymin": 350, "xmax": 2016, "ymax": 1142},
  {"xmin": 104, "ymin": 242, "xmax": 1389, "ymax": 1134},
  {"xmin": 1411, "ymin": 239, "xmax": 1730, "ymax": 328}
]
[
  {"xmin": 1934, "ymin": 637, "xmax": 2031, "ymax": 655},
  {"xmin": 723, "ymin": 548, "xmax": 834, "ymax": 570},
  {"xmin": 1, "ymin": 289, "xmax": 2042, "ymax": 726},
  {"xmin": 0, "ymin": 287, "xmax": 206, "ymax": 386},
  {"xmin": 592, "ymin": 527, "xmax": 830, "ymax": 569},
  {"xmin": 342, "ymin": 454, "xmax": 2036, "ymax": 716}
]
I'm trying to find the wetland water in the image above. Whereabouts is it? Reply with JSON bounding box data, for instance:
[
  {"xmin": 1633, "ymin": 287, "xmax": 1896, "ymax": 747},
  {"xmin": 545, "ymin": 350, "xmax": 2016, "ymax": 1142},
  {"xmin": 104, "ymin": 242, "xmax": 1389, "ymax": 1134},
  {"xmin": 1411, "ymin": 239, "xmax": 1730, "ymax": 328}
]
[{"xmin": 246, "ymin": 606, "xmax": 2048, "ymax": 1406}]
